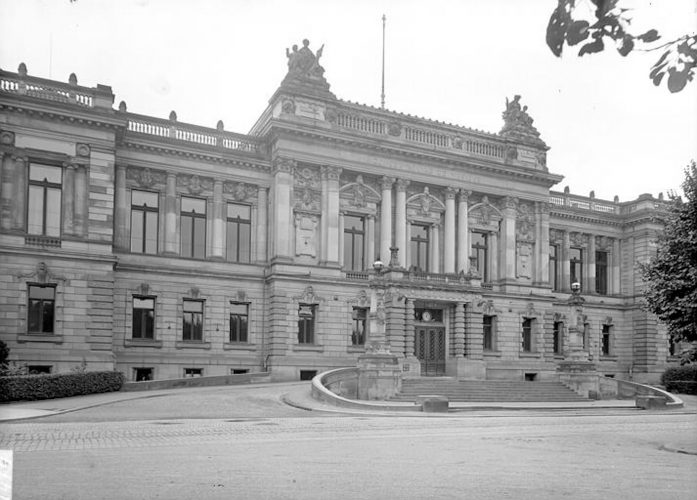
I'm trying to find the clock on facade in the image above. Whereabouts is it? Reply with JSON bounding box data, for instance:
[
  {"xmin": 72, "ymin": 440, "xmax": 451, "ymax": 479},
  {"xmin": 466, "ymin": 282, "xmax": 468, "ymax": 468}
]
[{"xmin": 422, "ymin": 310, "xmax": 432, "ymax": 322}]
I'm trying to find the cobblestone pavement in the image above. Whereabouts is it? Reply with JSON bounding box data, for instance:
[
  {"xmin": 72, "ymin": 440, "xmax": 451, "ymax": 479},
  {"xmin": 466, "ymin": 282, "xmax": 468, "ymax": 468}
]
[{"xmin": 3, "ymin": 412, "xmax": 696, "ymax": 499}]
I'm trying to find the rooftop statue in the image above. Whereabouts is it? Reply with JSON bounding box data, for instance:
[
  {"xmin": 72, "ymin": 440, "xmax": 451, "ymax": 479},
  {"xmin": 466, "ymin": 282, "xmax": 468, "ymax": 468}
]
[
  {"xmin": 281, "ymin": 39, "xmax": 334, "ymax": 98},
  {"xmin": 285, "ymin": 39, "xmax": 325, "ymax": 79},
  {"xmin": 499, "ymin": 95, "xmax": 546, "ymax": 148}
]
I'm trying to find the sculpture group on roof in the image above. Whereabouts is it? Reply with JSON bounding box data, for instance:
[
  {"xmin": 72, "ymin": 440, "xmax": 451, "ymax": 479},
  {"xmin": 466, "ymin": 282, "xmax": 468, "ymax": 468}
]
[{"xmin": 286, "ymin": 39, "xmax": 325, "ymax": 79}]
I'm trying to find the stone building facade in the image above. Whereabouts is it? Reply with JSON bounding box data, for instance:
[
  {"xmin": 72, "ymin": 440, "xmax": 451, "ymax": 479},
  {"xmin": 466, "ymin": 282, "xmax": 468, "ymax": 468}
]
[{"xmin": 0, "ymin": 43, "xmax": 675, "ymax": 384}]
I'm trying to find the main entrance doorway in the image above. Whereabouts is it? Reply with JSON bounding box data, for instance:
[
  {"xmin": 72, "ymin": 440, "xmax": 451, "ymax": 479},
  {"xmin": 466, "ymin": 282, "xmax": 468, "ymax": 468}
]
[{"xmin": 415, "ymin": 327, "xmax": 446, "ymax": 376}]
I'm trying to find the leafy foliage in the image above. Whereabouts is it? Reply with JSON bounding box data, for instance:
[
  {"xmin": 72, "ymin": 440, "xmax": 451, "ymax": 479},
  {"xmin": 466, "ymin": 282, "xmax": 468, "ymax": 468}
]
[
  {"xmin": 641, "ymin": 161, "xmax": 697, "ymax": 345},
  {"xmin": 0, "ymin": 339, "xmax": 8, "ymax": 366},
  {"xmin": 546, "ymin": 0, "xmax": 696, "ymax": 92},
  {"xmin": 0, "ymin": 371, "xmax": 125, "ymax": 402},
  {"xmin": 661, "ymin": 365, "xmax": 697, "ymax": 395}
]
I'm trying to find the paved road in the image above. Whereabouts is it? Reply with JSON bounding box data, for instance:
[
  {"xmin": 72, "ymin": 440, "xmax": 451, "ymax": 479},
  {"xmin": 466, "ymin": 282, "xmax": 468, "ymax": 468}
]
[{"xmin": 1, "ymin": 383, "xmax": 695, "ymax": 500}]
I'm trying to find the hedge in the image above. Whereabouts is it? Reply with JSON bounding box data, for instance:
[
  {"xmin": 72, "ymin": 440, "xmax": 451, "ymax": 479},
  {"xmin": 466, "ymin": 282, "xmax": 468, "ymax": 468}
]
[
  {"xmin": 0, "ymin": 371, "xmax": 125, "ymax": 402},
  {"xmin": 661, "ymin": 365, "xmax": 697, "ymax": 395}
]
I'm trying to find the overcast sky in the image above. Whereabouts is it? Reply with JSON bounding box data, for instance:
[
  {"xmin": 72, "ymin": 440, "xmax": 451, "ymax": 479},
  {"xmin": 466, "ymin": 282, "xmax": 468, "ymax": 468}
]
[{"xmin": 1, "ymin": 0, "xmax": 695, "ymax": 202}]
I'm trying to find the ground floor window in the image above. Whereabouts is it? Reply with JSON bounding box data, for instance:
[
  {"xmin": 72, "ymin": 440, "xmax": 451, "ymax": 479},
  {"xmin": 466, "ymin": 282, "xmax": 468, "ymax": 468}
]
[
  {"xmin": 132, "ymin": 297, "xmax": 155, "ymax": 339},
  {"xmin": 553, "ymin": 321, "xmax": 564, "ymax": 355},
  {"xmin": 231, "ymin": 369, "xmax": 249, "ymax": 375},
  {"xmin": 183, "ymin": 299, "xmax": 204, "ymax": 341},
  {"xmin": 601, "ymin": 324, "xmax": 612, "ymax": 356},
  {"xmin": 184, "ymin": 368, "xmax": 203, "ymax": 377},
  {"xmin": 230, "ymin": 302, "xmax": 249, "ymax": 342},
  {"xmin": 298, "ymin": 304, "xmax": 316, "ymax": 344},
  {"xmin": 483, "ymin": 315, "xmax": 496, "ymax": 351},
  {"xmin": 27, "ymin": 365, "xmax": 52, "ymax": 374},
  {"xmin": 522, "ymin": 318, "xmax": 534, "ymax": 352},
  {"xmin": 28, "ymin": 284, "xmax": 56, "ymax": 334},
  {"xmin": 134, "ymin": 367, "xmax": 153, "ymax": 381},
  {"xmin": 351, "ymin": 307, "xmax": 367, "ymax": 345}
]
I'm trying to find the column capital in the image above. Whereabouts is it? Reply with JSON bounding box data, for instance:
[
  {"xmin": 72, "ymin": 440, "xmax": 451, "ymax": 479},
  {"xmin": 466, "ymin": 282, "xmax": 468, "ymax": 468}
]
[
  {"xmin": 272, "ymin": 157, "xmax": 295, "ymax": 174},
  {"xmin": 445, "ymin": 186, "xmax": 457, "ymax": 200},
  {"xmin": 396, "ymin": 178, "xmax": 410, "ymax": 192},
  {"xmin": 381, "ymin": 176, "xmax": 395, "ymax": 191},
  {"xmin": 320, "ymin": 165, "xmax": 342, "ymax": 181},
  {"xmin": 502, "ymin": 196, "xmax": 518, "ymax": 212},
  {"xmin": 458, "ymin": 189, "xmax": 472, "ymax": 203}
]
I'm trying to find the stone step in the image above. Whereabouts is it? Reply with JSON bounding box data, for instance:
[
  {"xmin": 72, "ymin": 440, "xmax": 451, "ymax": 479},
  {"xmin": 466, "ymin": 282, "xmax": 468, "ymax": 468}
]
[{"xmin": 392, "ymin": 379, "xmax": 587, "ymax": 402}]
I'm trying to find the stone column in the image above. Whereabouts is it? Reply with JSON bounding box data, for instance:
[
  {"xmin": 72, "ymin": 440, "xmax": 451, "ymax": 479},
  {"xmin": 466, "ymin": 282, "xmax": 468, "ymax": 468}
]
[
  {"xmin": 536, "ymin": 202, "xmax": 550, "ymax": 285},
  {"xmin": 395, "ymin": 179, "xmax": 409, "ymax": 268},
  {"xmin": 338, "ymin": 212, "xmax": 345, "ymax": 267},
  {"xmin": 454, "ymin": 302, "xmax": 465, "ymax": 357},
  {"xmin": 113, "ymin": 164, "xmax": 129, "ymax": 251},
  {"xmin": 164, "ymin": 172, "xmax": 178, "ymax": 255},
  {"xmin": 73, "ymin": 164, "xmax": 88, "ymax": 236},
  {"xmin": 444, "ymin": 187, "xmax": 456, "ymax": 273},
  {"xmin": 587, "ymin": 235, "xmax": 596, "ymax": 294},
  {"xmin": 430, "ymin": 223, "xmax": 440, "ymax": 273},
  {"xmin": 366, "ymin": 214, "xmax": 376, "ymax": 268},
  {"xmin": 320, "ymin": 168, "xmax": 328, "ymax": 262},
  {"xmin": 500, "ymin": 196, "xmax": 517, "ymax": 282},
  {"xmin": 379, "ymin": 176, "xmax": 394, "ymax": 263},
  {"xmin": 211, "ymin": 180, "xmax": 224, "ymax": 259},
  {"xmin": 256, "ymin": 187, "xmax": 268, "ymax": 263},
  {"xmin": 323, "ymin": 166, "xmax": 341, "ymax": 266},
  {"xmin": 272, "ymin": 158, "xmax": 295, "ymax": 262},
  {"xmin": 490, "ymin": 232, "xmax": 498, "ymax": 281},
  {"xmin": 562, "ymin": 231, "xmax": 571, "ymax": 292},
  {"xmin": 62, "ymin": 164, "xmax": 76, "ymax": 236},
  {"xmin": 457, "ymin": 190, "xmax": 470, "ymax": 273},
  {"xmin": 612, "ymin": 238, "xmax": 621, "ymax": 295},
  {"xmin": 1, "ymin": 153, "xmax": 15, "ymax": 231}
]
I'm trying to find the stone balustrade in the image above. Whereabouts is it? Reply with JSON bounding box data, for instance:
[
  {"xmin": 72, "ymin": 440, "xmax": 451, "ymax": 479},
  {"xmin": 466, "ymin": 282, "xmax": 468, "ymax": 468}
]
[
  {"xmin": 125, "ymin": 112, "xmax": 263, "ymax": 155},
  {"xmin": 0, "ymin": 66, "xmax": 113, "ymax": 109},
  {"xmin": 550, "ymin": 190, "xmax": 619, "ymax": 214},
  {"xmin": 332, "ymin": 105, "xmax": 517, "ymax": 165}
]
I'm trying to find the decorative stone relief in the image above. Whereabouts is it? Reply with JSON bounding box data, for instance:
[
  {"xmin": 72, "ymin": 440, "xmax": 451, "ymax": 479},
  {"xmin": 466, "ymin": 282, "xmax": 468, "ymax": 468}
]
[
  {"xmin": 16, "ymin": 262, "xmax": 66, "ymax": 283},
  {"xmin": 407, "ymin": 186, "xmax": 445, "ymax": 219},
  {"xmin": 177, "ymin": 174, "xmax": 213, "ymax": 195},
  {"xmin": 603, "ymin": 316, "xmax": 613, "ymax": 326},
  {"xmin": 293, "ymin": 285, "xmax": 325, "ymax": 304},
  {"xmin": 224, "ymin": 181, "xmax": 257, "ymax": 202},
  {"xmin": 468, "ymin": 196, "xmax": 502, "ymax": 229},
  {"xmin": 553, "ymin": 312, "xmax": 567, "ymax": 322},
  {"xmin": 387, "ymin": 122, "xmax": 401, "ymax": 136},
  {"xmin": 523, "ymin": 302, "xmax": 539, "ymax": 318},
  {"xmin": 295, "ymin": 187, "xmax": 320, "ymax": 211},
  {"xmin": 549, "ymin": 228, "xmax": 564, "ymax": 243},
  {"xmin": 281, "ymin": 99, "xmax": 296, "ymax": 114},
  {"xmin": 351, "ymin": 289, "xmax": 370, "ymax": 308},
  {"xmin": 135, "ymin": 283, "xmax": 150, "ymax": 296},
  {"xmin": 0, "ymin": 130, "xmax": 15, "ymax": 146},
  {"xmin": 339, "ymin": 174, "xmax": 381, "ymax": 212},
  {"xmin": 273, "ymin": 157, "xmax": 295, "ymax": 174},
  {"xmin": 570, "ymin": 232, "xmax": 587, "ymax": 247},
  {"xmin": 188, "ymin": 287, "xmax": 201, "ymax": 299},
  {"xmin": 76, "ymin": 143, "xmax": 90, "ymax": 158},
  {"xmin": 127, "ymin": 166, "xmax": 166, "ymax": 189},
  {"xmin": 516, "ymin": 242, "xmax": 533, "ymax": 279},
  {"xmin": 324, "ymin": 107, "xmax": 338, "ymax": 123},
  {"xmin": 294, "ymin": 166, "xmax": 320, "ymax": 189},
  {"xmin": 321, "ymin": 165, "xmax": 341, "ymax": 181},
  {"xmin": 595, "ymin": 235, "xmax": 613, "ymax": 250},
  {"xmin": 294, "ymin": 212, "xmax": 319, "ymax": 257},
  {"xmin": 516, "ymin": 202, "xmax": 535, "ymax": 242}
]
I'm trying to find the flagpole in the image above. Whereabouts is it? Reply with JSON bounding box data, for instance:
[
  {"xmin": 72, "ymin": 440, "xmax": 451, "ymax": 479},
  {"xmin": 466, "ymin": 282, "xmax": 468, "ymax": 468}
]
[{"xmin": 381, "ymin": 14, "xmax": 386, "ymax": 109}]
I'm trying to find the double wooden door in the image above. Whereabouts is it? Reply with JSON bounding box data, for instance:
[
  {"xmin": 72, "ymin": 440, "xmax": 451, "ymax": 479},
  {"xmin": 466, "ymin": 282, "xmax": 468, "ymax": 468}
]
[{"xmin": 415, "ymin": 327, "xmax": 446, "ymax": 376}]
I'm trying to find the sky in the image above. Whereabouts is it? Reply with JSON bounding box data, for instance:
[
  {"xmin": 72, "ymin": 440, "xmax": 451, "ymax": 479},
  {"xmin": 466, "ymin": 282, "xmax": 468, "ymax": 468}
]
[{"xmin": 1, "ymin": 0, "xmax": 695, "ymax": 202}]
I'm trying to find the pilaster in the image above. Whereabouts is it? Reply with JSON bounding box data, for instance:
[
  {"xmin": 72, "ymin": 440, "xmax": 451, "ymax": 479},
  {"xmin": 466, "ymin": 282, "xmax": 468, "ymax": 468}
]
[
  {"xmin": 256, "ymin": 187, "xmax": 268, "ymax": 264},
  {"xmin": 164, "ymin": 172, "xmax": 178, "ymax": 255},
  {"xmin": 500, "ymin": 196, "xmax": 517, "ymax": 282},
  {"xmin": 62, "ymin": 163, "xmax": 76, "ymax": 236},
  {"xmin": 73, "ymin": 163, "xmax": 88, "ymax": 237},
  {"xmin": 562, "ymin": 230, "xmax": 571, "ymax": 292},
  {"xmin": 272, "ymin": 157, "xmax": 295, "ymax": 262},
  {"xmin": 395, "ymin": 179, "xmax": 409, "ymax": 268},
  {"xmin": 587, "ymin": 234, "xmax": 596, "ymax": 294},
  {"xmin": 454, "ymin": 301, "xmax": 465, "ymax": 357},
  {"xmin": 211, "ymin": 180, "xmax": 224, "ymax": 259},
  {"xmin": 1, "ymin": 153, "xmax": 15, "ymax": 231},
  {"xmin": 114, "ymin": 164, "xmax": 129, "ymax": 251}
]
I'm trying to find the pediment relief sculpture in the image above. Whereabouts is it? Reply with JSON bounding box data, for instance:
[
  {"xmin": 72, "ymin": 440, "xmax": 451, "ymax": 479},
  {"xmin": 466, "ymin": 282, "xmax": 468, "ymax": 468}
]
[
  {"xmin": 16, "ymin": 262, "xmax": 66, "ymax": 283},
  {"xmin": 407, "ymin": 187, "xmax": 445, "ymax": 217},
  {"xmin": 127, "ymin": 166, "xmax": 166, "ymax": 189},
  {"xmin": 224, "ymin": 181, "xmax": 257, "ymax": 202},
  {"xmin": 177, "ymin": 174, "xmax": 213, "ymax": 195}
]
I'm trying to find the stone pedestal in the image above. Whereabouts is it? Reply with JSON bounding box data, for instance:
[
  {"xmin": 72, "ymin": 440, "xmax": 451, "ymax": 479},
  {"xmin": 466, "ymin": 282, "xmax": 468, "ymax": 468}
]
[
  {"xmin": 402, "ymin": 355, "xmax": 421, "ymax": 379},
  {"xmin": 557, "ymin": 359, "xmax": 598, "ymax": 398},
  {"xmin": 357, "ymin": 349, "xmax": 402, "ymax": 400}
]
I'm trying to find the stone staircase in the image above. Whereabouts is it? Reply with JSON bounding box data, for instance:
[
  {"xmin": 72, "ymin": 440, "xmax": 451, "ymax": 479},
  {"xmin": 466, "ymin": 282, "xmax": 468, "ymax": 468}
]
[{"xmin": 391, "ymin": 378, "xmax": 588, "ymax": 403}]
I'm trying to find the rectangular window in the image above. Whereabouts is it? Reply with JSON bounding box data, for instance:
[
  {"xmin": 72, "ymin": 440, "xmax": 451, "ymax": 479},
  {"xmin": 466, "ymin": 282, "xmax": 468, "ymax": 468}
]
[
  {"xmin": 229, "ymin": 302, "xmax": 249, "ymax": 342},
  {"xmin": 133, "ymin": 367, "xmax": 153, "ymax": 381},
  {"xmin": 183, "ymin": 300, "xmax": 204, "ymax": 341},
  {"xmin": 472, "ymin": 231, "xmax": 489, "ymax": 281},
  {"xmin": 132, "ymin": 297, "xmax": 155, "ymax": 339},
  {"xmin": 549, "ymin": 245, "xmax": 558, "ymax": 290},
  {"xmin": 344, "ymin": 215, "xmax": 365, "ymax": 271},
  {"xmin": 181, "ymin": 196, "xmax": 206, "ymax": 259},
  {"xmin": 483, "ymin": 315, "xmax": 495, "ymax": 351},
  {"xmin": 226, "ymin": 203, "xmax": 251, "ymax": 263},
  {"xmin": 601, "ymin": 324, "xmax": 612, "ymax": 356},
  {"xmin": 410, "ymin": 223, "xmax": 429, "ymax": 272},
  {"xmin": 27, "ymin": 365, "xmax": 52, "ymax": 374},
  {"xmin": 595, "ymin": 251, "xmax": 608, "ymax": 295},
  {"xmin": 28, "ymin": 164, "xmax": 62, "ymax": 237},
  {"xmin": 351, "ymin": 307, "xmax": 367, "ymax": 346},
  {"xmin": 570, "ymin": 247, "xmax": 583, "ymax": 288},
  {"xmin": 28, "ymin": 285, "xmax": 56, "ymax": 334},
  {"xmin": 553, "ymin": 321, "xmax": 563, "ymax": 355},
  {"xmin": 522, "ymin": 318, "xmax": 534, "ymax": 352},
  {"xmin": 298, "ymin": 304, "xmax": 316, "ymax": 344},
  {"xmin": 184, "ymin": 368, "xmax": 203, "ymax": 378},
  {"xmin": 130, "ymin": 190, "xmax": 159, "ymax": 254}
]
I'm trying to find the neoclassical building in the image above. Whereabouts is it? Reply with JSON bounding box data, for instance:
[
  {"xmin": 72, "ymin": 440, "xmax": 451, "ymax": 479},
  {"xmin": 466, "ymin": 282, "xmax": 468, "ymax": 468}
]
[{"xmin": 0, "ymin": 41, "xmax": 674, "ymax": 384}]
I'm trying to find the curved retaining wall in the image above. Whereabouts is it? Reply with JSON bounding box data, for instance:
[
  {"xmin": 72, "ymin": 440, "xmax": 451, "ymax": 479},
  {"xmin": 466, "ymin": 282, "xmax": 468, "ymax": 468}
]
[
  {"xmin": 599, "ymin": 377, "xmax": 684, "ymax": 408},
  {"xmin": 311, "ymin": 367, "xmax": 419, "ymax": 412}
]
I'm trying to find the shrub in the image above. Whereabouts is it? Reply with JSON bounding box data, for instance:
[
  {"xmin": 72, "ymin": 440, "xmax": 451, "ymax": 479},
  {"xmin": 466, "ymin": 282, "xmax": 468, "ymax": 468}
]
[
  {"xmin": 0, "ymin": 371, "xmax": 125, "ymax": 402},
  {"xmin": 661, "ymin": 365, "xmax": 697, "ymax": 395},
  {"xmin": 0, "ymin": 339, "xmax": 9, "ymax": 366}
]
